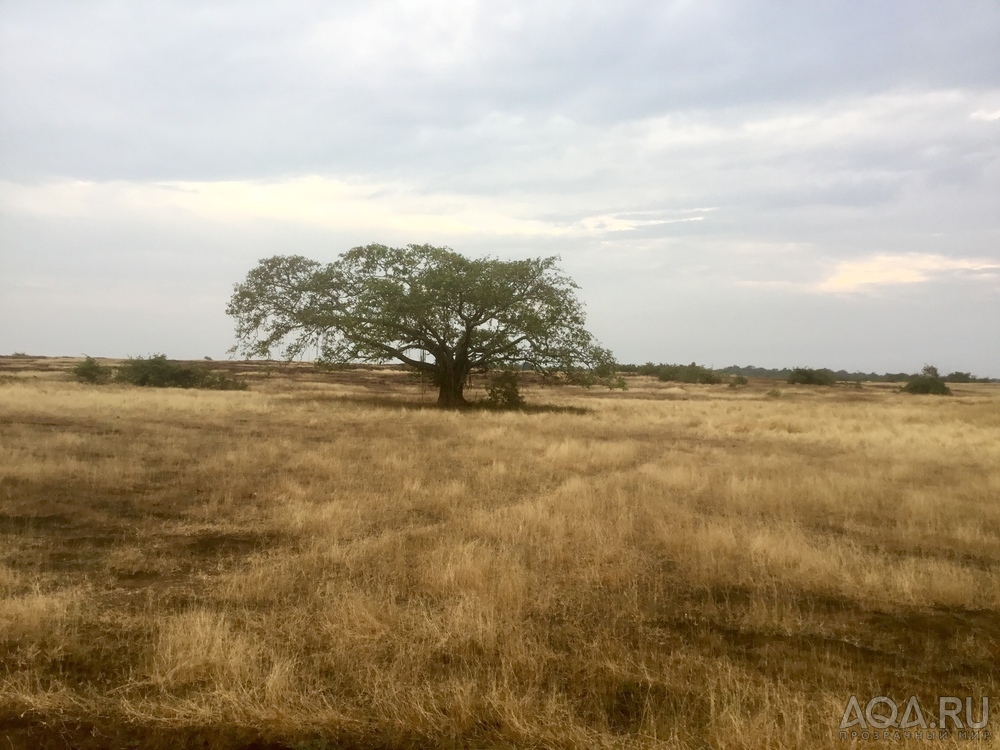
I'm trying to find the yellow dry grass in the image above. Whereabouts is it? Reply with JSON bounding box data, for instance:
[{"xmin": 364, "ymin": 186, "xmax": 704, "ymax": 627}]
[{"xmin": 0, "ymin": 359, "xmax": 998, "ymax": 748}]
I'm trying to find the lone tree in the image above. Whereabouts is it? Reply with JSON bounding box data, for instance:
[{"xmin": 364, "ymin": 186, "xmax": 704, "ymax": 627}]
[{"xmin": 227, "ymin": 244, "xmax": 622, "ymax": 407}]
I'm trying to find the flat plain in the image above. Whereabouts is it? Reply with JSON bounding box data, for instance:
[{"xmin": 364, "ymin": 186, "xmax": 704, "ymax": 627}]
[{"xmin": 1, "ymin": 357, "xmax": 998, "ymax": 749}]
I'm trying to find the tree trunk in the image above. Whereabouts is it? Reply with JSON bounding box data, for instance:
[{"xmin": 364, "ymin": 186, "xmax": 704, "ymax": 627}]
[{"xmin": 436, "ymin": 367, "xmax": 468, "ymax": 408}]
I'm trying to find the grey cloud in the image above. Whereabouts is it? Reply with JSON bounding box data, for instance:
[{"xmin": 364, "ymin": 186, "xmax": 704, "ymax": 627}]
[{"xmin": 3, "ymin": 0, "xmax": 1000, "ymax": 180}]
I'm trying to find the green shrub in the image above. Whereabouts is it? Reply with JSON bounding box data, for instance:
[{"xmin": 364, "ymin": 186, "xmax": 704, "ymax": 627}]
[
  {"xmin": 115, "ymin": 354, "xmax": 247, "ymax": 390},
  {"xmin": 656, "ymin": 362, "xmax": 722, "ymax": 385},
  {"xmin": 637, "ymin": 362, "xmax": 660, "ymax": 377},
  {"xmin": 72, "ymin": 356, "xmax": 110, "ymax": 384},
  {"xmin": 696, "ymin": 370, "xmax": 723, "ymax": 385},
  {"xmin": 766, "ymin": 388, "xmax": 782, "ymax": 398},
  {"xmin": 484, "ymin": 370, "xmax": 524, "ymax": 409},
  {"xmin": 787, "ymin": 368, "xmax": 835, "ymax": 386},
  {"xmin": 115, "ymin": 354, "xmax": 188, "ymax": 387},
  {"xmin": 728, "ymin": 375, "xmax": 749, "ymax": 389},
  {"xmin": 903, "ymin": 377, "xmax": 951, "ymax": 395},
  {"xmin": 903, "ymin": 365, "xmax": 951, "ymax": 395}
]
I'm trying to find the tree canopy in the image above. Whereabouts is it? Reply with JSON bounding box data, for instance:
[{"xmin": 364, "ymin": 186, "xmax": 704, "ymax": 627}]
[{"xmin": 226, "ymin": 243, "xmax": 622, "ymax": 406}]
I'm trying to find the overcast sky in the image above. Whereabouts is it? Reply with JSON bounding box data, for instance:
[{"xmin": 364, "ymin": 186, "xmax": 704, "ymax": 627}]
[{"xmin": 2, "ymin": 0, "xmax": 998, "ymax": 375}]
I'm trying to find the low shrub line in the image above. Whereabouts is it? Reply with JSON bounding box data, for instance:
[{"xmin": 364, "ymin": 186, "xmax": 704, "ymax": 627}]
[{"xmin": 73, "ymin": 354, "xmax": 248, "ymax": 391}]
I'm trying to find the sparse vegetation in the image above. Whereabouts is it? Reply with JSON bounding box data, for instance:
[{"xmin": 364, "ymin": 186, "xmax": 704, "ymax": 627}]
[{"xmin": 1, "ymin": 357, "xmax": 998, "ymax": 749}]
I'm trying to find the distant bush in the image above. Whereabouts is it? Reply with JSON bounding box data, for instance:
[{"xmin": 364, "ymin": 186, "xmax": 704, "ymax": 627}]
[
  {"xmin": 903, "ymin": 365, "xmax": 951, "ymax": 396},
  {"xmin": 655, "ymin": 362, "xmax": 722, "ymax": 385},
  {"xmin": 766, "ymin": 388, "xmax": 782, "ymax": 398},
  {"xmin": 116, "ymin": 354, "xmax": 192, "ymax": 387},
  {"xmin": 623, "ymin": 363, "xmax": 998, "ymax": 384},
  {"xmin": 942, "ymin": 371, "xmax": 995, "ymax": 383},
  {"xmin": 717, "ymin": 364, "xmax": 930, "ymax": 383},
  {"xmin": 728, "ymin": 375, "xmax": 749, "ymax": 389},
  {"xmin": 636, "ymin": 362, "xmax": 660, "ymax": 377},
  {"xmin": 787, "ymin": 368, "xmax": 835, "ymax": 386},
  {"xmin": 72, "ymin": 356, "xmax": 111, "ymax": 384},
  {"xmin": 629, "ymin": 362, "xmax": 722, "ymax": 383},
  {"xmin": 484, "ymin": 369, "xmax": 524, "ymax": 409},
  {"xmin": 115, "ymin": 354, "xmax": 247, "ymax": 390}
]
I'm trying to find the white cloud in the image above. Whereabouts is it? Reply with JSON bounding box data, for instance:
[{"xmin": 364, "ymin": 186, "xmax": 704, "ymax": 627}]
[
  {"xmin": 0, "ymin": 177, "xmax": 557, "ymax": 236},
  {"xmin": 577, "ymin": 213, "xmax": 705, "ymax": 232},
  {"xmin": 0, "ymin": 177, "xmax": 716, "ymax": 239},
  {"xmin": 819, "ymin": 254, "xmax": 1000, "ymax": 292},
  {"xmin": 970, "ymin": 109, "xmax": 1000, "ymax": 121}
]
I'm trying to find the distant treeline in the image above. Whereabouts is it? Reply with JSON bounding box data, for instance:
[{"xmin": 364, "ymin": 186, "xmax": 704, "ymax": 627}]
[{"xmin": 617, "ymin": 362, "xmax": 997, "ymax": 384}]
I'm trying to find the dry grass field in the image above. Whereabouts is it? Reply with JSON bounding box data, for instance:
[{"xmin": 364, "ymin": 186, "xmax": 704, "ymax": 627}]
[{"xmin": 1, "ymin": 356, "xmax": 998, "ymax": 749}]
